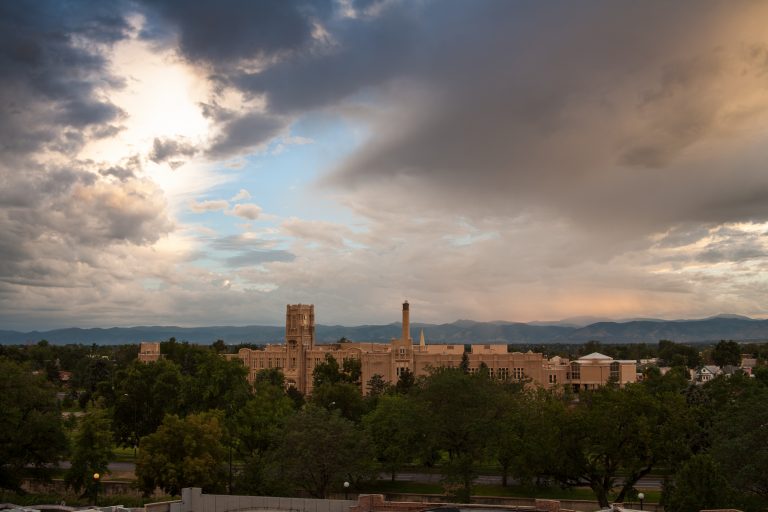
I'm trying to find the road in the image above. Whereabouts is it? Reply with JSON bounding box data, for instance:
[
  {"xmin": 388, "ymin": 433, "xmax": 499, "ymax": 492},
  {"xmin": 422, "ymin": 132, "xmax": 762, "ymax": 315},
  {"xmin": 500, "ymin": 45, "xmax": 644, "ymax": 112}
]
[
  {"xmin": 55, "ymin": 461, "xmax": 663, "ymax": 490},
  {"xmin": 384, "ymin": 472, "xmax": 664, "ymax": 490},
  {"xmin": 55, "ymin": 461, "xmax": 137, "ymax": 479}
]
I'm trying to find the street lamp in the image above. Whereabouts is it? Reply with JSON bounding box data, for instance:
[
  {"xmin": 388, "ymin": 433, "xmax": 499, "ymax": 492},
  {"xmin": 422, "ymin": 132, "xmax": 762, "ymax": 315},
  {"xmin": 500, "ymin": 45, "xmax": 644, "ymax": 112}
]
[
  {"xmin": 93, "ymin": 472, "xmax": 100, "ymax": 506},
  {"xmin": 637, "ymin": 492, "xmax": 645, "ymax": 511},
  {"xmin": 343, "ymin": 480, "xmax": 350, "ymax": 500}
]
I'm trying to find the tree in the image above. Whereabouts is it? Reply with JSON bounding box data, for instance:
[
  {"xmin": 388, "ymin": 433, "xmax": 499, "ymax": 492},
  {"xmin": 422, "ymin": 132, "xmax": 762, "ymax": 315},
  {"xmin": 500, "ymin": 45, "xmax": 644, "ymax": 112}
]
[
  {"xmin": 72, "ymin": 354, "xmax": 115, "ymax": 408},
  {"xmin": 136, "ymin": 412, "xmax": 227, "ymax": 496},
  {"xmin": 312, "ymin": 353, "xmax": 343, "ymax": 387},
  {"xmin": 658, "ymin": 340, "xmax": 702, "ymax": 369},
  {"xmin": 255, "ymin": 368, "xmax": 286, "ymax": 388},
  {"xmin": 311, "ymin": 382, "xmax": 367, "ymax": 422},
  {"xmin": 363, "ymin": 394, "xmax": 426, "ymax": 481},
  {"xmin": 312, "ymin": 354, "xmax": 362, "ymax": 388},
  {"xmin": 415, "ymin": 367, "xmax": 503, "ymax": 501},
  {"xmin": 663, "ymin": 455, "xmax": 734, "ymax": 512},
  {"xmin": 711, "ymin": 340, "xmax": 741, "ymax": 367},
  {"xmin": 552, "ymin": 384, "xmax": 694, "ymax": 507},
  {"xmin": 269, "ymin": 405, "xmax": 374, "ymax": 498},
  {"xmin": 641, "ymin": 365, "xmax": 690, "ymax": 396},
  {"xmin": 493, "ymin": 389, "xmax": 563, "ymax": 487},
  {"xmin": 709, "ymin": 385, "xmax": 768, "ymax": 508},
  {"xmin": 232, "ymin": 385, "xmax": 295, "ymax": 494},
  {"xmin": 179, "ymin": 352, "xmax": 250, "ymax": 414},
  {"xmin": 459, "ymin": 352, "xmax": 470, "ymax": 374},
  {"xmin": 342, "ymin": 357, "xmax": 362, "ymax": 385},
  {"xmin": 65, "ymin": 407, "xmax": 114, "ymax": 494},
  {"xmin": 111, "ymin": 359, "xmax": 183, "ymax": 448},
  {"xmin": 365, "ymin": 373, "xmax": 389, "ymax": 397},
  {"xmin": 395, "ymin": 368, "xmax": 416, "ymax": 394},
  {"xmin": 0, "ymin": 358, "xmax": 68, "ymax": 492}
]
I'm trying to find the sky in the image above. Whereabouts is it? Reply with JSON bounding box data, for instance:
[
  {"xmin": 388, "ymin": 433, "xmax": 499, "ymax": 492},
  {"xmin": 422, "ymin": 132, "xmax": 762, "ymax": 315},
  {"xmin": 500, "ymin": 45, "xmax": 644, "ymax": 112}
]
[{"xmin": 3, "ymin": 0, "xmax": 768, "ymax": 331}]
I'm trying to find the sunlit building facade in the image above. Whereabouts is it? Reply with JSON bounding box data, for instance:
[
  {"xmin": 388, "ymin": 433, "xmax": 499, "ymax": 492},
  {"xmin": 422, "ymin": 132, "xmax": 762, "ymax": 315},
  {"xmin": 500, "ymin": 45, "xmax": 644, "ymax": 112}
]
[
  {"xmin": 230, "ymin": 302, "xmax": 637, "ymax": 395},
  {"xmin": 138, "ymin": 341, "xmax": 162, "ymax": 363}
]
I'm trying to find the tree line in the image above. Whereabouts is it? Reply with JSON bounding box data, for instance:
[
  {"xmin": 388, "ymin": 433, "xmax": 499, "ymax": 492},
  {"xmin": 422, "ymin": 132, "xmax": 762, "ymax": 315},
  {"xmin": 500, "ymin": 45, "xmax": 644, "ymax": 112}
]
[{"xmin": 1, "ymin": 338, "xmax": 767, "ymax": 512}]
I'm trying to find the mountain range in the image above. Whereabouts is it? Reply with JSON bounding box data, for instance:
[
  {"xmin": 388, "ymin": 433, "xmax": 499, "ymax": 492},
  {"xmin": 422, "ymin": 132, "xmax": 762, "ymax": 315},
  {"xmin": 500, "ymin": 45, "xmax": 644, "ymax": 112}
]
[{"xmin": 1, "ymin": 315, "xmax": 767, "ymax": 345}]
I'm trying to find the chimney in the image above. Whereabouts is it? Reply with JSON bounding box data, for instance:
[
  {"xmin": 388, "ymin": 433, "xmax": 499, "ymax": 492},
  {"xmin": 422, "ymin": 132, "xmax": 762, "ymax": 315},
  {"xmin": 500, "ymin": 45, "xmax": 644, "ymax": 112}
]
[{"xmin": 402, "ymin": 300, "xmax": 410, "ymax": 343}]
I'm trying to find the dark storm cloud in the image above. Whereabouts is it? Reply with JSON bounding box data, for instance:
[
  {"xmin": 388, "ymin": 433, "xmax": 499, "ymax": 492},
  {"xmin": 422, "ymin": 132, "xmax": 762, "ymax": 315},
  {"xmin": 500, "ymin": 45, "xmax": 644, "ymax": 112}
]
[
  {"xmin": 137, "ymin": 0, "xmax": 332, "ymax": 67},
  {"xmin": 234, "ymin": 3, "xmax": 422, "ymax": 114},
  {"xmin": 133, "ymin": 0, "xmax": 338, "ymax": 158},
  {"xmin": 0, "ymin": 1, "xmax": 173, "ymax": 291},
  {"xmin": 149, "ymin": 137, "xmax": 198, "ymax": 163},
  {"xmin": 285, "ymin": 1, "xmax": 768, "ymax": 241},
  {"xmin": 206, "ymin": 111, "xmax": 286, "ymax": 157},
  {"xmin": 0, "ymin": 1, "xmax": 129, "ymax": 155},
  {"xmin": 99, "ymin": 155, "xmax": 140, "ymax": 181},
  {"xmin": 134, "ymin": 0, "xmax": 768, "ymax": 245}
]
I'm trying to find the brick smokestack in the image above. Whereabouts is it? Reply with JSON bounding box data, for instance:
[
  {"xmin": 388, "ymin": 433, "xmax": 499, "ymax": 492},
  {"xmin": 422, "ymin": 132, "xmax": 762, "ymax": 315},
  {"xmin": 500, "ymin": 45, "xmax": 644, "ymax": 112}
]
[{"xmin": 402, "ymin": 300, "xmax": 410, "ymax": 343}]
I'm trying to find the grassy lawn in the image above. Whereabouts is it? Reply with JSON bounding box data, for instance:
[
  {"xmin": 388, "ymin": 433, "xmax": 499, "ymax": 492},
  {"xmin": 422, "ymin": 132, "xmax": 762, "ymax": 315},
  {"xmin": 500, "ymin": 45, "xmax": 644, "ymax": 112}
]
[{"xmin": 112, "ymin": 446, "xmax": 138, "ymax": 463}]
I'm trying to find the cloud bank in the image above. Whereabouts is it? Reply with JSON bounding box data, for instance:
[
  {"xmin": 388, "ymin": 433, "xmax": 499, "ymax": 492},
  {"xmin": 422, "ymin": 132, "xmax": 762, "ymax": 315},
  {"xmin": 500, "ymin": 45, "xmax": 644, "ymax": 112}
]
[{"xmin": 3, "ymin": 1, "xmax": 768, "ymax": 330}]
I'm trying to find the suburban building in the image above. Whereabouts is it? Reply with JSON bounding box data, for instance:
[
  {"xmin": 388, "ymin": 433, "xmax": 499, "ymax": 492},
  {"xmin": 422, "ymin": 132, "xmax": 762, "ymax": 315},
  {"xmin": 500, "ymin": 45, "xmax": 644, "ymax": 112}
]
[
  {"xmin": 567, "ymin": 352, "xmax": 637, "ymax": 392},
  {"xmin": 695, "ymin": 365, "xmax": 722, "ymax": 383},
  {"xmin": 138, "ymin": 341, "xmax": 162, "ymax": 363},
  {"xmin": 230, "ymin": 302, "xmax": 637, "ymax": 395}
]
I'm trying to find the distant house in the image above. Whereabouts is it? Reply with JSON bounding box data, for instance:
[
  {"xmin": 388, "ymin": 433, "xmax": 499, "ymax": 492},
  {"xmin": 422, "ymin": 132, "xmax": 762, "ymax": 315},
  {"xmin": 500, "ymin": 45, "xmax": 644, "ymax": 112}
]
[
  {"xmin": 695, "ymin": 365, "xmax": 721, "ymax": 383},
  {"xmin": 138, "ymin": 341, "xmax": 162, "ymax": 363},
  {"xmin": 721, "ymin": 364, "xmax": 743, "ymax": 377},
  {"xmin": 741, "ymin": 355, "xmax": 757, "ymax": 376}
]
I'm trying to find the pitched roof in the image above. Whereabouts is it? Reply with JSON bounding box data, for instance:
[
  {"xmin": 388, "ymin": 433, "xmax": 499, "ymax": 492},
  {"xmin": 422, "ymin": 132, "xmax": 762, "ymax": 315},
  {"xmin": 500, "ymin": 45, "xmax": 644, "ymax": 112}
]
[{"xmin": 579, "ymin": 352, "xmax": 612, "ymax": 360}]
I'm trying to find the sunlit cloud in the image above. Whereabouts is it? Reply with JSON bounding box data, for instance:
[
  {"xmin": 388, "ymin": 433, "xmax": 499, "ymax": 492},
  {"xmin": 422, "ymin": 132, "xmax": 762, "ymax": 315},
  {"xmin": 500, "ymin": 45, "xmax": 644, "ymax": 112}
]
[{"xmin": 3, "ymin": 1, "xmax": 768, "ymax": 330}]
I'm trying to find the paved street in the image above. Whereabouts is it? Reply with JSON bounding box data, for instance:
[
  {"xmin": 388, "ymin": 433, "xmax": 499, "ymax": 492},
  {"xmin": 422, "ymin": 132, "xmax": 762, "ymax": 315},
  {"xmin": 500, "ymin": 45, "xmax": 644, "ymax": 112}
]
[
  {"xmin": 384, "ymin": 472, "xmax": 663, "ymax": 490},
  {"xmin": 55, "ymin": 461, "xmax": 663, "ymax": 490}
]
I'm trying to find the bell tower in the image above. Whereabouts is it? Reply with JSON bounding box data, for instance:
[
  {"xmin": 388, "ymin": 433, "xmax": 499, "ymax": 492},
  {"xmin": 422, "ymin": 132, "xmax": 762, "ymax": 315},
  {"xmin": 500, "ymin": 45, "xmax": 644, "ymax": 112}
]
[{"xmin": 285, "ymin": 304, "xmax": 314, "ymax": 393}]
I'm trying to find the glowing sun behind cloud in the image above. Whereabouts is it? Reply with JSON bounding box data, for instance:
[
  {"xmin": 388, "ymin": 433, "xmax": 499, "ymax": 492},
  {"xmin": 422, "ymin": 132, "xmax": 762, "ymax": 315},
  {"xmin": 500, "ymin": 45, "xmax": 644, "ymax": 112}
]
[{"xmin": 81, "ymin": 25, "xmax": 213, "ymax": 200}]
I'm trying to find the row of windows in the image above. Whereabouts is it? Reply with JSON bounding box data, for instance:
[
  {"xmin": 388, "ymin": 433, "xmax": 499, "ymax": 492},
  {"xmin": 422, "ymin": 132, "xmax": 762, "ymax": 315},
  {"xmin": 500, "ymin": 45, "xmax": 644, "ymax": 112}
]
[
  {"xmin": 463, "ymin": 367, "xmax": 524, "ymax": 381},
  {"xmin": 251, "ymin": 357, "xmax": 297, "ymax": 369},
  {"xmin": 567, "ymin": 362, "xmax": 621, "ymax": 381}
]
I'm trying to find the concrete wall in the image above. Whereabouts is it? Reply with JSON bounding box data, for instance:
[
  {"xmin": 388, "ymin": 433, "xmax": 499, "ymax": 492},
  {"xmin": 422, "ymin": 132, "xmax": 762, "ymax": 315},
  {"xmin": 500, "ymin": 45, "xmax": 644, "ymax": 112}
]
[
  {"xmin": 174, "ymin": 488, "xmax": 357, "ymax": 512},
  {"xmin": 157, "ymin": 488, "xmax": 665, "ymax": 512}
]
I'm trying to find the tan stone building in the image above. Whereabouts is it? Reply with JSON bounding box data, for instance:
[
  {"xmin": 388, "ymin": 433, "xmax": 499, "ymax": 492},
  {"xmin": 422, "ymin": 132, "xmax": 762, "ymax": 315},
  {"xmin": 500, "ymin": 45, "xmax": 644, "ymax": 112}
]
[
  {"xmin": 232, "ymin": 302, "xmax": 637, "ymax": 395},
  {"xmin": 567, "ymin": 352, "xmax": 637, "ymax": 392},
  {"xmin": 138, "ymin": 341, "xmax": 162, "ymax": 362}
]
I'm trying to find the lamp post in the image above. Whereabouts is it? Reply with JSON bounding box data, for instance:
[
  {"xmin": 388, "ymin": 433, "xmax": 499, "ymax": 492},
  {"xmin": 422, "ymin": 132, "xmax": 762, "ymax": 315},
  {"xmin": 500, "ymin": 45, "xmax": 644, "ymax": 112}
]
[
  {"xmin": 343, "ymin": 480, "xmax": 350, "ymax": 500},
  {"xmin": 637, "ymin": 492, "xmax": 645, "ymax": 511},
  {"xmin": 93, "ymin": 472, "xmax": 100, "ymax": 506}
]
